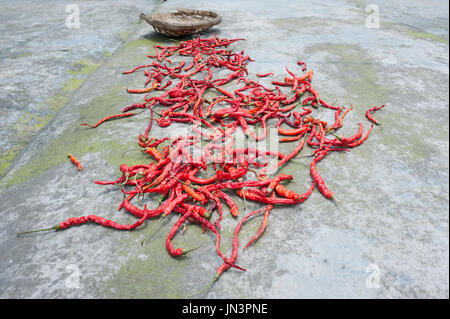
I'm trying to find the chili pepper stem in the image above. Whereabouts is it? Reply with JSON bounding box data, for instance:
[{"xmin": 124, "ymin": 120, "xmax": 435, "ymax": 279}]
[
  {"xmin": 182, "ymin": 245, "xmax": 202, "ymax": 255},
  {"xmin": 153, "ymin": 110, "xmax": 162, "ymax": 117},
  {"xmin": 17, "ymin": 224, "xmax": 60, "ymax": 236},
  {"xmin": 189, "ymin": 273, "xmax": 220, "ymax": 298},
  {"xmin": 329, "ymin": 132, "xmax": 342, "ymax": 141},
  {"xmin": 169, "ymin": 171, "xmax": 198, "ymax": 189},
  {"xmin": 158, "ymin": 193, "xmax": 167, "ymax": 205},
  {"xmin": 290, "ymin": 159, "xmax": 308, "ymax": 167},
  {"xmin": 140, "ymin": 215, "xmax": 167, "ymax": 246},
  {"xmin": 332, "ymin": 196, "xmax": 341, "ymax": 204}
]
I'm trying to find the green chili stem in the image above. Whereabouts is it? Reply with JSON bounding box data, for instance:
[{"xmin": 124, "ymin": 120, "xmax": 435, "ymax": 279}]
[
  {"xmin": 169, "ymin": 171, "xmax": 197, "ymax": 189},
  {"xmin": 17, "ymin": 224, "xmax": 59, "ymax": 236},
  {"xmin": 188, "ymin": 273, "xmax": 220, "ymax": 298},
  {"xmin": 329, "ymin": 132, "xmax": 342, "ymax": 141},
  {"xmin": 182, "ymin": 245, "xmax": 202, "ymax": 255},
  {"xmin": 289, "ymin": 160, "xmax": 308, "ymax": 167},
  {"xmin": 141, "ymin": 215, "xmax": 167, "ymax": 246}
]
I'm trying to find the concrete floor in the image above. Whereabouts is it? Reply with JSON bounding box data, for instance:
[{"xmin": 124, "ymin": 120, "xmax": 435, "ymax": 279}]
[{"xmin": 0, "ymin": 0, "xmax": 448, "ymax": 298}]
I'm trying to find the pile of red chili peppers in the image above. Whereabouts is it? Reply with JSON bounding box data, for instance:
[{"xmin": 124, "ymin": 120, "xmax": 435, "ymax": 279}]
[{"xmin": 19, "ymin": 35, "xmax": 386, "ymax": 295}]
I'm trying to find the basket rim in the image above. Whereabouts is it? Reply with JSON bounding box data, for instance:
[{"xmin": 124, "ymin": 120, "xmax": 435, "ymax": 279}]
[{"xmin": 140, "ymin": 8, "xmax": 222, "ymax": 34}]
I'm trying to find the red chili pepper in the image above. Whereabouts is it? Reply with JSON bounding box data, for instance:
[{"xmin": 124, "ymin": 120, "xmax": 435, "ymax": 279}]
[
  {"xmin": 278, "ymin": 125, "xmax": 309, "ymax": 136},
  {"xmin": 67, "ymin": 153, "xmax": 83, "ymax": 171},
  {"xmin": 310, "ymin": 144, "xmax": 334, "ymax": 199},
  {"xmin": 181, "ymin": 181, "xmax": 206, "ymax": 203},
  {"xmin": 180, "ymin": 203, "xmax": 210, "ymax": 219},
  {"xmin": 197, "ymin": 206, "xmax": 266, "ymax": 295},
  {"xmin": 262, "ymin": 139, "xmax": 305, "ymax": 175},
  {"xmin": 297, "ymin": 60, "xmax": 307, "ymax": 72},
  {"xmin": 286, "ymin": 67, "xmax": 298, "ymax": 92},
  {"xmin": 274, "ymin": 181, "xmax": 315, "ymax": 203},
  {"xmin": 80, "ymin": 112, "xmax": 137, "ymax": 128},
  {"xmin": 267, "ymin": 173, "xmax": 294, "ymax": 193},
  {"xmin": 334, "ymin": 123, "xmax": 364, "ymax": 146},
  {"xmin": 340, "ymin": 105, "xmax": 353, "ymax": 123},
  {"xmin": 318, "ymin": 99, "xmax": 341, "ymax": 111},
  {"xmin": 285, "ymin": 69, "xmax": 314, "ymax": 84},
  {"xmin": 366, "ymin": 104, "xmax": 385, "ymax": 125},
  {"xmin": 123, "ymin": 64, "xmax": 152, "ymax": 74},
  {"xmin": 243, "ymin": 202, "xmax": 274, "ymax": 249},
  {"xmin": 236, "ymin": 189, "xmax": 303, "ymax": 205},
  {"xmin": 165, "ymin": 209, "xmax": 201, "ymax": 257},
  {"xmin": 121, "ymin": 198, "xmax": 150, "ymax": 218},
  {"xmin": 186, "ymin": 207, "xmax": 245, "ymax": 271},
  {"xmin": 256, "ymin": 72, "xmax": 274, "ymax": 77},
  {"xmin": 346, "ymin": 124, "xmax": 374, "ymax": 147},
  {"xmin": 214, "ymin": 190, "xmax": 239, "ymax": 217},
  {"xmin": 144, "ymin": 147, "xmax": 162, "ymax": 161},
  {"xmin": 279, "ymin": 134, "xmax": 304, "ymax": 142},
  {"xmin": 127, "ymin": 81, "xmax": 158, "ymax": 94},
  {"xmin": 17, "ymin": 213, "xmax": 153, "ymax": 235}
]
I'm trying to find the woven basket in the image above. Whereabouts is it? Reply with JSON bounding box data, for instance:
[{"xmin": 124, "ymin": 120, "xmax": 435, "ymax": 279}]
[{"xmin": 139, "ymin": 8, "xmax": 222, "ymax": 37}]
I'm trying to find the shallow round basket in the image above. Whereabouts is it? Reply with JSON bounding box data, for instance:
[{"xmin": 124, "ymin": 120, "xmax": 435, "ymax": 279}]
[{"xmin": 139, "ymin": 8, "xmax": 222, "ymax": 37}]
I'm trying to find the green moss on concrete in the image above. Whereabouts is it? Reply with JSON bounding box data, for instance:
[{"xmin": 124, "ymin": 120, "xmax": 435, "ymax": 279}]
[
  {"xmin": 68, "ymin": 59, "xmax": 100, "ymax": 76},
  {"xmin": 36, "ymin": 94, "xmax": 69, "ymax": 113},
  {"xmin": 101, "ymin": 219, "xmax": 210, "ymax": 298},
  {"xmin": 0, "ymin": 148, "xmax": 20, "ymax": 177},
  {"xmin": 1, "ymin": 93, "xmax": 71, "ymax": 178},
  {"xmin": 381, "ymin": 20, "xmax": 449, "ymax": 45},
  {"xmin": 119, "ymin": 30, "xmax": 132, "ymax": 41},
  {"xmin": 305, "ymin": 43, "xmax": 389, "ymax": 110},
  {"xmin": 17, "ymin": 52, "xmax": 32, "ymax": 58},
  {"xmin": 405, "ymin": 31, "xmax": 448, "ymax": 45},
  {"xmin": 13, "ymin": 112, "xmax": 53, "ymax": 134},
  {"xmin": 0, "ymin": 84, "xmax": 137, "ymax": 189},
  {"xmin": 102, "ymin": 37, "xmax": 163, "ymax": 69},
  {"xmin": 63, "ymin": 78, "xmax": 86, "ymax": 91}
]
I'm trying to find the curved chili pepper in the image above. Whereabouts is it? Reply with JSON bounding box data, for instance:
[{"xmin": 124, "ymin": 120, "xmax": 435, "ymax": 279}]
[
  {"xmin": 127, "ymin": 81, "xmax": 158, "ymax": 94},
  {"xmin": 256, "ymin": 72, "xmax": 274, "ymax": 77},
  {"xmin": 214, "ymin": 190, "xmax": 239, "ymax": 217},
  {"xmin": 244, "ymin": 202, "xmax": 274, "ymax": 249},
  {"xmin": 346, "ymin": 124, "xmax": 374, "ymax": 147},
  {"xmin": 319, "ymin": 99, "xmax": 341, "ymax": 111},
  {"xmin": 274, "ymin": 181, "xmax": 315, "ymax": 203},
  {"xmin": 366, "ymin": 104, "xmax": 386, "ymax": 125},
  {"xmin": 297, "ymin": 60, "xmax": 307, "ymax": 72},
  {"xmin": 310, "ymin": 144, "xmax": 334, "ymax": 199},
  {"xmin": 181, "ymin": 181, "xmax": 207, "ymax": 203},
  {"xmin": 67, "ymin": 153, "xmax": 83, "ymax": 171},
  {"xmin": 144, "ymin": 147, "xmax": 162, "ymax": 161},
  {"xmin": 80, "ymin": 112, "xmax": 136, "ymax": 128},
  {"xmin": 278, "ymin": 125, "xmax": 309, "ymax": 136},
  {"xmin": 123, "ymin": 64, "xmax": 152, "ymax": 74},
  {"xmin": 165, "ymin": 209, "xmax": 201, "ymax": 257},
  {"xmin": 195, "ymin": 206, "xmax": 265, "ymax": 296},
  {"xmin": 17, "ymin": 213, "xmax": 154, "ymax": 235},
  {"xmin": 236, "ymin": 189, "xmax": 303, "ymax": 205}
]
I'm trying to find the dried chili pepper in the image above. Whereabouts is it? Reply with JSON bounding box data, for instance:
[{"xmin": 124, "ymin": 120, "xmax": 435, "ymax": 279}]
[
  {"xmin": 80, "ymin": 112, "xmax": 137, "ymax": 128},
  {"xmin": 366, "ymin": 104, "xmax": 386, "ymax": 125},
  {"xmin": 165, "ymin": 209, "xmax": 201, "ymax": 257},
  {"xmin": 310, "ymin": 144, "xmax": 334, "ymax": 199},
  {"xmin": 244, "ymin": 202, "xmax": 274, "ymax": 249},
  {"xmin": 256, "ymin": 72, "xmax": 274, "ymax": 77},
  {"xmin": 67, "ymin": 153, "xmax": 83, "ymax": 171},
  {"xmin": 127, "ymin": 81, "xmax": 158, "ymax": 94}
]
